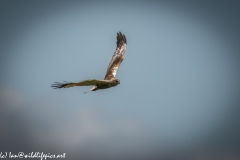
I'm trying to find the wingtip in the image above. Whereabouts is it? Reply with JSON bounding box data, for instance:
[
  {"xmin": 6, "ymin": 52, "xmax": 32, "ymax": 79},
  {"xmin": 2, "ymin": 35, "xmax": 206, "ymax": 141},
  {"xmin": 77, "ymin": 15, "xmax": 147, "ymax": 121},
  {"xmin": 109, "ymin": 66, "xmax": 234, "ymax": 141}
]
[
  {"xmin": 116, "ymin": 31, "xmax": 127, "ymax": 46},
  {"xmin": 51, "ymin": 81, "xmax": 65, "ymax": 89}
]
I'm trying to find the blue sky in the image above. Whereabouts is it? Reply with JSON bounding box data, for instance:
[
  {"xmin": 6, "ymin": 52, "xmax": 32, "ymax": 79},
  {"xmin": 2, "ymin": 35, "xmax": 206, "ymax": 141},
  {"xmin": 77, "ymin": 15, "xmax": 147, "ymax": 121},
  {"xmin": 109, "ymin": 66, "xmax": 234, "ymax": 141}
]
[{"xmin": 1, "ymin": 1, "xmax": 240, "ymax": 159}]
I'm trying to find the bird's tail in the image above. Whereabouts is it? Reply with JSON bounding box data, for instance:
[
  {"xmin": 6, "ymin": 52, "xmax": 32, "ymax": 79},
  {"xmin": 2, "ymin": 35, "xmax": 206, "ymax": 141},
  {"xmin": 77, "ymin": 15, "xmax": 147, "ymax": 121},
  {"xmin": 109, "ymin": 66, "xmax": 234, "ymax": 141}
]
[{"xmin": 83, "ymin": 86, "xmax": 97, "ymax": 94}]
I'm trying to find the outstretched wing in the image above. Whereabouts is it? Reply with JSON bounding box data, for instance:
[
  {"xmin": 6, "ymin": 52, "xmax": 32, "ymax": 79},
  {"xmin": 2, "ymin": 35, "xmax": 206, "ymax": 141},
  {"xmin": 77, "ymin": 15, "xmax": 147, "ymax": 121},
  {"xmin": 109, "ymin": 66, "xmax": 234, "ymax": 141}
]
[
  {"xmin": 51, "ymin": 79, "xmax": 110, "ymax": 89},
  {"xmin": 104, "ymin": 32, "xmax": 127, "ymax": 80}
]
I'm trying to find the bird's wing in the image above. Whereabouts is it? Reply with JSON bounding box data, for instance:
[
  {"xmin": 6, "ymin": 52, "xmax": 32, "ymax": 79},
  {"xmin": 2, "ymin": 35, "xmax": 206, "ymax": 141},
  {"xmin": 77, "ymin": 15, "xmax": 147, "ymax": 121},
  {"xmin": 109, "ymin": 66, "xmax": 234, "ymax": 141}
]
[
  {"xmin": 104, "ymin": 32, "xmax": 127, "ymax": 80},
  {"xmin": 51, "ymin": 79, "xmax": 109, "ymax": 89}
]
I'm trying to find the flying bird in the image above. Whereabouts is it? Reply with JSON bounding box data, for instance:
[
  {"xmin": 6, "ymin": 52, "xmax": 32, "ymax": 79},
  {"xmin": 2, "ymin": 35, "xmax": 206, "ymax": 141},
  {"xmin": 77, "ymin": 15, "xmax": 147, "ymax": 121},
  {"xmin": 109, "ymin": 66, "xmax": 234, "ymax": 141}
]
[{"xmin": 51, "ymin": 32, "xmax": 127, "ymax": 94}]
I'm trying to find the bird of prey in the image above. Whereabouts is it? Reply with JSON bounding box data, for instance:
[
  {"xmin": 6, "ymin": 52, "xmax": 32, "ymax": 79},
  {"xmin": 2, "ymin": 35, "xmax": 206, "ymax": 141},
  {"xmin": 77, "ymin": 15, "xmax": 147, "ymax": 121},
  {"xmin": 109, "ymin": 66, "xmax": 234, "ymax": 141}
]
[{"xmin": 51, "ymin": 32, "xmax": 127, "ymax": 94}]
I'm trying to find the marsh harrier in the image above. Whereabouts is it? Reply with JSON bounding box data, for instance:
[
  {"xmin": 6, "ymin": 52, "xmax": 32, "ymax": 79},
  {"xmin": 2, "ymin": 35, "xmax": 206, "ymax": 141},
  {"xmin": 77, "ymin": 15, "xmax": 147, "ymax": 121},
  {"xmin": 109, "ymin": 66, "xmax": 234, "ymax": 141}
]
[{"xmin": 51, "ymin": 32, "xmax": 127, "ymax": 94}]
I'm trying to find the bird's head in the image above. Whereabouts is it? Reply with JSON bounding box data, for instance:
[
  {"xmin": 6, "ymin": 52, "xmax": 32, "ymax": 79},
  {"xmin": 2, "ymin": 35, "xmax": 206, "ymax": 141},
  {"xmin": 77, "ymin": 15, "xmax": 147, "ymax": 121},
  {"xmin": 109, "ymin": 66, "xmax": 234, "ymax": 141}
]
[{"xmin": 114, "ymin": 78, "xmax": 120, "ymax": 85}]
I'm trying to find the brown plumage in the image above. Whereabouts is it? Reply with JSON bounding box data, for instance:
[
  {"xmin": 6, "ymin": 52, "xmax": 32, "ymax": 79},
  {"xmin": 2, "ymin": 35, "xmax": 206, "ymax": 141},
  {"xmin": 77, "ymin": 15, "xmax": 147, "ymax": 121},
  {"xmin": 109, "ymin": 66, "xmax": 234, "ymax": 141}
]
[{"xmin": 51, "ymin": 32, "xmax": 127, "ymax": 94}]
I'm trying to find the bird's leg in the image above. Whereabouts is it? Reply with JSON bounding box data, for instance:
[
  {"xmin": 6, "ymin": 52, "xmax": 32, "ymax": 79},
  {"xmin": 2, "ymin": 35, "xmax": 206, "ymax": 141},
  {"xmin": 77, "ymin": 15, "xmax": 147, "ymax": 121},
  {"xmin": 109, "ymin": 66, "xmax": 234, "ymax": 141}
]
[{"xmin": 83, "ymin": 86, "xmax": 97, "ymax": 94}]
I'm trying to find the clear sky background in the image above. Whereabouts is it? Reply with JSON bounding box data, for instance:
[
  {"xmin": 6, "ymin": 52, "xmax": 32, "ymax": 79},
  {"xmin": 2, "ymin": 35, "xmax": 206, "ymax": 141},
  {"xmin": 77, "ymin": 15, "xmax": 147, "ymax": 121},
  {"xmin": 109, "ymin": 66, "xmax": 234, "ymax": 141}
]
[{"xmin": 1, "ymin": 0, "xmax": 240, "ymax": 159}]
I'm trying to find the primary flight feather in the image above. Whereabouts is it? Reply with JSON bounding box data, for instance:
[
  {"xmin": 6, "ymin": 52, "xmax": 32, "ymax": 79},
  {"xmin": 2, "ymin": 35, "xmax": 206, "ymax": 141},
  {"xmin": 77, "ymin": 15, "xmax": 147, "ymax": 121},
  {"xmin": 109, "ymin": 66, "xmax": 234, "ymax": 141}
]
[{"xmin": 51, "ymin": 32, "xmax": 127, "ymax": 94}]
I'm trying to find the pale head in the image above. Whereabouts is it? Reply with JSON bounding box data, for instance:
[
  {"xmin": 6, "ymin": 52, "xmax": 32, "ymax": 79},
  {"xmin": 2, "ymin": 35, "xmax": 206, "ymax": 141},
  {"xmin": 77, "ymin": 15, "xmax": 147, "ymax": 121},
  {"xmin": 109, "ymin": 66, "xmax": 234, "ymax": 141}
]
[{"xmin": 112, "ymin": 78, "xmax": 120, "ymax": 86}]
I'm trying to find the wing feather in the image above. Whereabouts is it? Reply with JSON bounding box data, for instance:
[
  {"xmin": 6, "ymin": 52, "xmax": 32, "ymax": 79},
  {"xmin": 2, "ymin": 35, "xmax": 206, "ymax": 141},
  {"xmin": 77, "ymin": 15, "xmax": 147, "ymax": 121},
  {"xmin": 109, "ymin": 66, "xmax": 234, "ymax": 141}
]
[
  {"xmin": 104, "ymin": 32, "xmax": 127, "ymax": 80},
  {"xmin": 51, "ymin": 79, "xmax": 110, "ymax": 89}
]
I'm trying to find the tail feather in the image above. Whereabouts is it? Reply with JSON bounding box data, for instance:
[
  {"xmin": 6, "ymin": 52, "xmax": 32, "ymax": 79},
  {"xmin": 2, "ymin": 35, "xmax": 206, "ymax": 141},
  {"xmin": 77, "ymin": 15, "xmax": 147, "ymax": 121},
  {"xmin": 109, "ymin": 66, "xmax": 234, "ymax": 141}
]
[{"xmin": 83, "ymin": 86, "xmax": 97, "ymax": 94}]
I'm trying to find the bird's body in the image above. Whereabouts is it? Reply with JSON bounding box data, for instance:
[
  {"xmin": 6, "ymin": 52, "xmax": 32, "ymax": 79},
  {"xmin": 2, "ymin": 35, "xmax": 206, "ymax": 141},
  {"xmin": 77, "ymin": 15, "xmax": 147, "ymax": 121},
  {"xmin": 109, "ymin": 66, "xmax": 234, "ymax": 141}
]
[
  {"xmin": 51, "ymin": 32, "xmax": 127, "ymax": 93},
  {"xmin": 85, "ymin": 78, "xmax": 120, "ymax": 93}
]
